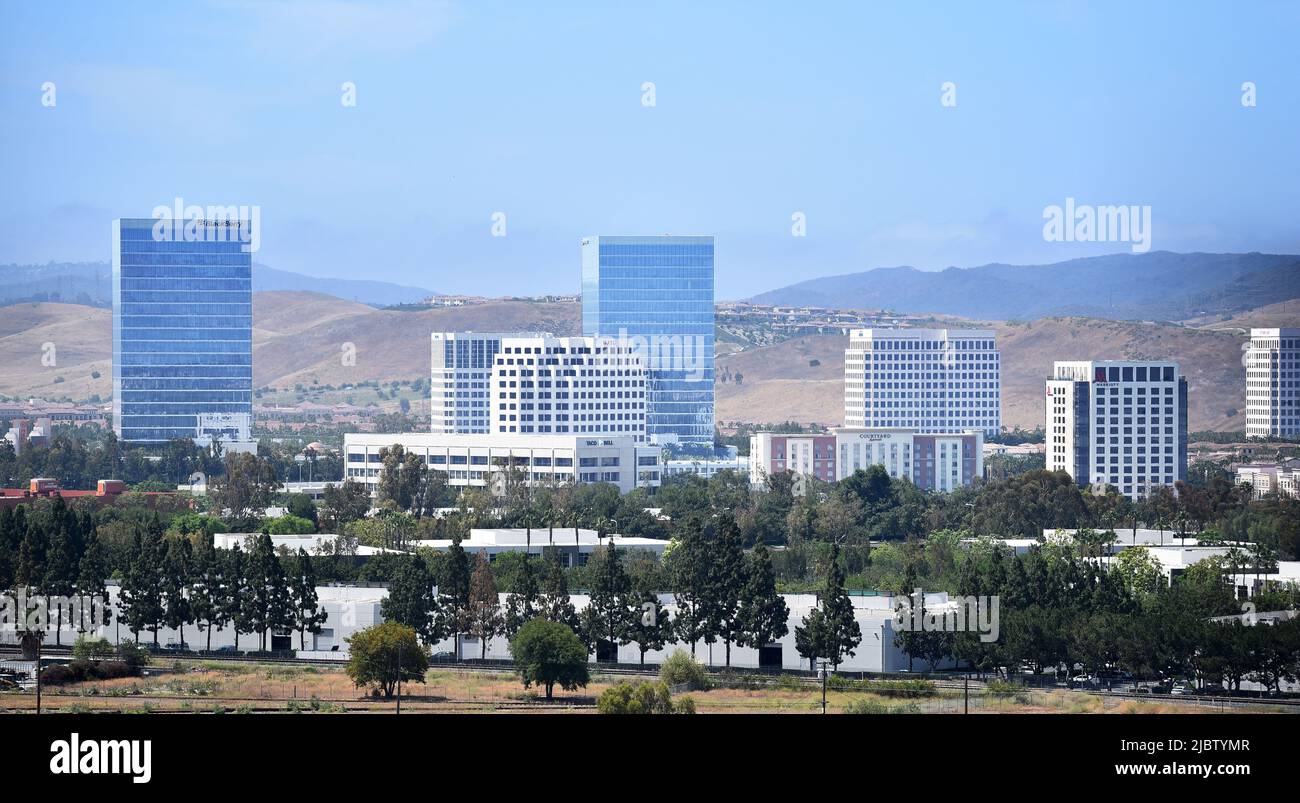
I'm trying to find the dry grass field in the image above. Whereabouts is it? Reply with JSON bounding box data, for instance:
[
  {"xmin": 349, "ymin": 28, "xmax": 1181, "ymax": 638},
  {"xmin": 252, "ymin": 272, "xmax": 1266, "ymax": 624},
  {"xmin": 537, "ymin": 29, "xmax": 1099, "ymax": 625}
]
[{"xmin": 0, "ymin": 661, "xmax": 1257, "ymax": 715}]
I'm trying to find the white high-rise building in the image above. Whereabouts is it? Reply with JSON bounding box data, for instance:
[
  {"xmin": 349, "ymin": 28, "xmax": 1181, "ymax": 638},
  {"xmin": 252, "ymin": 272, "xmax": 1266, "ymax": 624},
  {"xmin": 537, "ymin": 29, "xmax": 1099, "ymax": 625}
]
[
  {"xmin": 1046, "ymin": 360, "xmax": 1187, "ymax": 501},
  {"xmin": 844, "ymin": 329, "xmax": 1000, "ymax": 436},
  {"xmin": 491, "ymin": 335, "xmax": 647, "ymax": 442},
  {"xmin": 1245, "ymin": 328, "xmax": 1300, "ymax": 439},
  {"xmin": 431, "ymin": 332, "xmax": 549, "ymax": 434}
]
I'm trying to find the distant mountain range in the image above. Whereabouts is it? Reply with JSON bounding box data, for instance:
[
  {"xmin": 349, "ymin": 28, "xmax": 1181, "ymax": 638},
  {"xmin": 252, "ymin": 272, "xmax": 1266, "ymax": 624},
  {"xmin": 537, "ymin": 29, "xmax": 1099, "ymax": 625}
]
[
  {"xmin": 748, "ymin": 252, "xmax": 1300, "ymax": 322},
  {"xmin": 0, "ymin": 262, "xmax": 436, "ymax": 308}
]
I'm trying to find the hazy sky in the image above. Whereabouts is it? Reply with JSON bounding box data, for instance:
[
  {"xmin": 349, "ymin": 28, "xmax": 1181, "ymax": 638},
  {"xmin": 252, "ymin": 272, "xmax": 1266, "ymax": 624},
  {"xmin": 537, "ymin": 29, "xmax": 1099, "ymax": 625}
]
[{"xmin": 2, "ymin": 0, "xmax": 1297, "ymax": 299}]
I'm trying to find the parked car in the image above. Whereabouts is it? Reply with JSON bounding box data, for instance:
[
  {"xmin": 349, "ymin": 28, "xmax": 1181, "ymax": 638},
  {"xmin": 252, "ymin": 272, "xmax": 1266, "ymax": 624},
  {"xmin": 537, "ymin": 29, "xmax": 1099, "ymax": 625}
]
[
  {"xmin": 430, "ymin": 651, "xmax": 455, "ymax": 663},
  {"xmin": 213, "ymin": 645, "xmax": 240, "ymax": 654},
  {"xmin": 162, "ymin": 641, "xmax": 190, "ymax": 652}
]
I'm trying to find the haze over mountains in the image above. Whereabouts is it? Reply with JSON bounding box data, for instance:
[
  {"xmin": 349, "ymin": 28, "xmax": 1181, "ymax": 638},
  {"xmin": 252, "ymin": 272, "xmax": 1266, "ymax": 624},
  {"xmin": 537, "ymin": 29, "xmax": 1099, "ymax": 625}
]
[
  {"xmin": 0, "ymin": 262, "xmax": 435, "ymax": 308},
  {"xmin": 749, "ymin": 252, "xmax": 1300, "ymax": 321}
]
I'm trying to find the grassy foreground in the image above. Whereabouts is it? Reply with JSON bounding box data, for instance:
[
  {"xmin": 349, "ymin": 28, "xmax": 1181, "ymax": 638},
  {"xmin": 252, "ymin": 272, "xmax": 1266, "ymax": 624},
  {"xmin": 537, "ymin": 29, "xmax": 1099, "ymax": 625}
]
[{"xmin": 0, "ymin": 659, "xmax": 1268, "ymax": 714}]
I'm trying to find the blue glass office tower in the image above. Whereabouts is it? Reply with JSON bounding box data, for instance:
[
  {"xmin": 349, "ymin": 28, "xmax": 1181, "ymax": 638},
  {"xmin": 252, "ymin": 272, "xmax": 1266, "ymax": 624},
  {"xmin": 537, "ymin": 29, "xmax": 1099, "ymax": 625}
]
[
  {"xmin": 112, "ymin": 218, "xmax": 253, "ymax": 444},
  {"xmin": 581, "ymin": 235, "xmax": 714, "ymax": 445}
]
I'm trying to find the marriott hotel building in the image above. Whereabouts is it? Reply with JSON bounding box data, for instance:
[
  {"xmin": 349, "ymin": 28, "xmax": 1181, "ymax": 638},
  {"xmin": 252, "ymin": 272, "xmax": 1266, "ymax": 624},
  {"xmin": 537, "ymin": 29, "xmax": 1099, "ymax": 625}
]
[{"xmin": 1046, "ymin": 360, "xmax": 1188, "ymax": 500}]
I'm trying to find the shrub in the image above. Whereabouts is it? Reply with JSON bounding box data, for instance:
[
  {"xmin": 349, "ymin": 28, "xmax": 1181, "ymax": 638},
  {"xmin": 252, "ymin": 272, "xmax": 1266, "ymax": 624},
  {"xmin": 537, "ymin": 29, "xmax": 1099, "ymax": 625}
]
[
  {"xmin": 659, "ymin": 650, "xmax": 708, "ymax": 691},
  {"xmin": 73, "ymin": 636, "xmax": 115, "ymax": 662},
  {"xmin": 117, "ymin": 640, "xmax": 150, "ymax": 670},
  {"xmin": 843, "ymin": 698, "xmax": 921, "ymax": 715},
  {"xmin": 39, "ymin": 660, "xmax": 137, "ymax": 686},
  {"xmin": 597, "ymin": 681, "xmax": 693, "ymax": 714}
]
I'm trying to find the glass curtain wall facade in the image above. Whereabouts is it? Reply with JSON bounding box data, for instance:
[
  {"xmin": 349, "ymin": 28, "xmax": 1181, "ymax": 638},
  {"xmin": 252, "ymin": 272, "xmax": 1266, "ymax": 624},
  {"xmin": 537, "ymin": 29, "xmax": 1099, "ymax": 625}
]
[
  {"xmin": 112, "ymin": 218, "xmax": 253, "ymax": 443},
  {"xmin": 581, "ymin": 235, "xmax": 714, "ymax": 445}
]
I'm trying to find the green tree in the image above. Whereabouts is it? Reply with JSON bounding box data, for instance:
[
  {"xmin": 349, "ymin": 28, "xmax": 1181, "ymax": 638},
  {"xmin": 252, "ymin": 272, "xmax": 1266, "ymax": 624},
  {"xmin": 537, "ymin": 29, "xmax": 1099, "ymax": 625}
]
[
  {"xmin": 508, "ymin": 618, "xmax": 590, "ymax": 700},
  {"xmin": 503, "ymin": 553, "xmax": 541, "ymax": 637},
  {"xmin": 43, "ymin": 525, "xmax": 79, "ymax": 646},
  {"xmin": 291, "ymin": 548, "xmax": 328, "ymax": 650},
  {"xmin": 624, "ymin": 572, "xmax": 672, "ymax": 666},
  {"xmin": 211, "ymin": 452, "xmax": 281, "ymax": 531},
  {"xmin": 735, "ymin": 541, "xmax": 789, "ymax": 656},
  {"xmin": 161, "ymin": 537, "xmax": 194, "ymax": 647},
  {"xmin": 189, "ymin": 535, "xmax": 229, "ymax": 652},
  {"xmin": 466, "ymin": 552, "xmax": 503, "ymax": 658},
  {"xmin": 118, "ymin": 529, "xmax": 165, "ymax": 645},
  {"xmin": 381, "ymin": 554, "xmax": 444, "ymax": 643},
  {"xmin": 580, "ymin": 543, "xmax": 634, "ymax": 657},
  {"xmin": 538, "ymin": 547, "xmax": 580, "ymax": 632},
  {"xmin": 345, "ymin": 621, "xmax": 429, "ymax": 699},
  {"xmin": 244, "ymin": 534, "xmax": 293, "ymax": 651},
  {"xmin": 709, "ymin": 514, "xmax": 747, "ymax": 667},
  {"xmin": 798, "ymin": 543, "xmax": 861, "ymax": 670},
  {"xmin": 321, "ymin": 479, "xmax": 372, "ymax": 531},
  {"xmin": 667, "ymin": 515, "xmax": 711, "ymax": 657},
  {"xmin": 75, "ymin": 530, "xmax": 111, "ymax": 635}
]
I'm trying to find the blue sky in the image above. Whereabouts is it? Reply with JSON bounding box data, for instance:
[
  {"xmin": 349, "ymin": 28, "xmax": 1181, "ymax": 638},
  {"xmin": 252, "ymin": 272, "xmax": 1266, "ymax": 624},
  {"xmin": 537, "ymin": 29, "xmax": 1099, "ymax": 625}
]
[{"xmin": 2, "ymin": 0, "xmax": 1297, "ymax": 299}]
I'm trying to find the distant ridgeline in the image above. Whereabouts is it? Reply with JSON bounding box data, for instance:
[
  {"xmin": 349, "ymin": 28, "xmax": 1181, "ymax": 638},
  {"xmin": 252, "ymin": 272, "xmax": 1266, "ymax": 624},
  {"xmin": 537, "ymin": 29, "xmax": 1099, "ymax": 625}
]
[{"xmin": 0, "ymin": 261, "xmax": 436, "ymax": 308}]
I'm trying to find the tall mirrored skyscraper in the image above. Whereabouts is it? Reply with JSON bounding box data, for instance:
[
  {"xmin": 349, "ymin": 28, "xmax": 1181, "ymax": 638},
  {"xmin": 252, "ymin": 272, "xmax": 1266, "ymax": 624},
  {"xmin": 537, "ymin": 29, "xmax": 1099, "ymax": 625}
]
[
  {"xmin": 112, "ymin": 218, "xmax": 253, "ymax": 444},
  {"xmin": 581, "ymin": 235, "xmax": 714, "ymax": 445}
]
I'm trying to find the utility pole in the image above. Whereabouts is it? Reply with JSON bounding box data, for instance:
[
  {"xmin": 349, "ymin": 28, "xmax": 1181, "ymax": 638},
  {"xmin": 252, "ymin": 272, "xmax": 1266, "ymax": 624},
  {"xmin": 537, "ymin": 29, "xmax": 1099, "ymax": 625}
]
[
  {"xmin": 396, "ymin": 639, "xmax": 402, "ymax": 715},
  {"xmin": 35, "ymin": 636, "xmax": 42, "ymax": 715},
  {"xmin": 964, "ymin": 673, "xmax": 969, "ymax": 714},
  {"xmin": 818, "ymin": 659, "xmax": 828, "ymax": 715}
]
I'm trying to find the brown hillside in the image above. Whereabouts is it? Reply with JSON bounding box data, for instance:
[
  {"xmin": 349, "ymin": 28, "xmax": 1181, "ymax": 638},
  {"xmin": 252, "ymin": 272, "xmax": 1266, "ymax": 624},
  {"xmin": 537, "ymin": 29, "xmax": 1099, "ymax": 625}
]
[
  {"xmin": 717, "ymin": 318, "xmax": 1249, "ymax": 431},
  {"xmin": 250, "ymin": 300, "xmax": 580, "ymax": 388},
  {"xmin": 0, "ymin": 301, "xmax": 1254, "ymax": 432},
  {"xmin": 0, "ymin": 303, "xmax": 111, "ymax": 399}
]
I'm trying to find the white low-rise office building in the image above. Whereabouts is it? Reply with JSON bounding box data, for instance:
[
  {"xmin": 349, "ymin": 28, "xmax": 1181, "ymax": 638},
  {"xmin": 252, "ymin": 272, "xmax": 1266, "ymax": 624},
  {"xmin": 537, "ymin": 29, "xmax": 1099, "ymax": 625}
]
[
  {"xmin": 344, "ymin": 431, "xmax": 662, "ymax": 494},
  {"xmin": 411, "ymin": 527, "xmax": 668, "ymax": 567}
]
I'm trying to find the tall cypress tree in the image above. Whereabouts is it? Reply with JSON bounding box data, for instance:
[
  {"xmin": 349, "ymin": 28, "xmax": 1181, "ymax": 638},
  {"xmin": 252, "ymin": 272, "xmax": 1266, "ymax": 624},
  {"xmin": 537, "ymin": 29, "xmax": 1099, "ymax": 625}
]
[
  {"xmin": 188, "ymin": 535, "xmax": 220, "ymax": 651},
  {"xmin": 624, "ymin": 570, "xmax": 671, "ymax": 666},
  {"xmin": 709, "ymin": 515, "xmax": 747, "ymax": 667},
  {"xmin": 819, "ymin": 543, "xmax": 861, "ymax": 670},
  {"xmin": 223, "ymin": 544, "xmax": 250, "ymax": 651},
  {"xmin": 382, "ymin": 554, "xmax": 441, "ymax": 642},
  {"xmin": 736, "ymin": 541, "xmax": 789, "ymax": 657},
  {"xmin": 580, "ymin": 543, "xmax": 633, "ymax": 656},
  {"xmin": 43, "ymin": 526, "xmax": 78, "ymax": 646},
  {"xmin": 503, "ymin": 553, "xmax": 540, "ymax": 637},
  {"xmin": 75, "ymin": 530, "xmax": 111, "ymax": 635},
  {"xmin": 291, "ymin": 548, "xmax": 328, "ymax": 650},
  {"xmin": 668, "ymin": 515, "xmax": 711, "ymax": 658},
  {"xmin": 0, "ymin": 507, "xmax": 18, "ymax": 592},
  {"xmin": 467, "ymin": 552, "xmax": 503, "ymax": 658},
  {"xmin": 119, "ymin": 529, "xmax": 165, "ymax": 646},
  {"xmin": 439, "ymin": 537, "xmax": 472, "ymax": 654},
  {"xmin": 539, "ymin": 546, "xmax": 579, "ymax": 632},
  {"xmin": 161, "ymin": 537, "xmax": 194, "ymax": 648}
]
